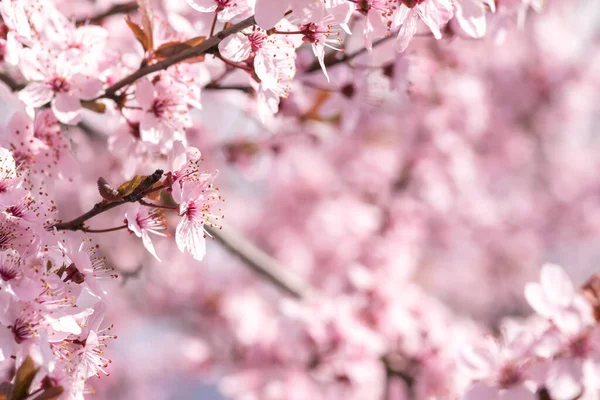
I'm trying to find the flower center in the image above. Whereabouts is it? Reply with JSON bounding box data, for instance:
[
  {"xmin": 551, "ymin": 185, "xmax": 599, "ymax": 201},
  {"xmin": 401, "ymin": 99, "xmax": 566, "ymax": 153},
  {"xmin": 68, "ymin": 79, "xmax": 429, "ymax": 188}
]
[
  {"xmin": 49, "ymin": 77, "xmax": 70, "ymax": 93},
  {"xmin": 247, "ymin": 31, "xmax": 267, "ymax": 52},
  {"xmin": 216, "ymin": 0, "xmax": 236, "ymax": 11},
  {"xmin": 0, "ymin": 264, "xmax": 18, "ymax": 281},
  {"xmin": 151, "ymin": 99, "xmax": 166, "ymax": 117},
  {"xmin": 497, "ymin": 363, "xmax": 522, "ymax": 388},
  {"xmin": 401, "ymin": 0, "xmax": 425, "ymax": 8},
  {"xmin": 11, "ymin": 318, "xmax": 35, "ymax": 344}
]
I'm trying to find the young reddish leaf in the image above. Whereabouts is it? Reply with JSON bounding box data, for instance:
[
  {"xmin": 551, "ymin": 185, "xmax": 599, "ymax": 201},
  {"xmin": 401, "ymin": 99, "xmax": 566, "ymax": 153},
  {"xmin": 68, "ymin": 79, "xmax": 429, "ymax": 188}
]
[
  {"xmin": 153, "ymin": 36, "xmax": 206, "ymax": 61},
  {"xmin": 125, "ymin": 17, "xmax": 151, "ymax": 52},
  {"xmin": 136, "ymin": 0, "xmax": 154, "ymax": 51},
  {"xmin": 145, "ymin": 181, "xmax": 163, "ymax": 201},
  {"xmin": 117, "ymin": 175, "xmax": 145, "ymax": 197},
  {"xmin": 183, "ymin": 55, "xmax": 206, "ymax": 64},
  {"xmin": 81, "ymin": 100, "xmax": 106, "ymax": 113},
  {"xmin": 11, "ymin": 356, "xmax": 39, "ymax": 400},
  {"xmin": 31, "ymin": 386, "xmax": 64, "ymax": 400}
]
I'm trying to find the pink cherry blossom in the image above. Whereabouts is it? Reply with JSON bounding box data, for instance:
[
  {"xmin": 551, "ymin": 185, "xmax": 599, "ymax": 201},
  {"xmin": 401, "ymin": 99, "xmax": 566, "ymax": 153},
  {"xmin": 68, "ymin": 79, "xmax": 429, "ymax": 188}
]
[
  {"xmin": 254, "ymin": 0, "xmax": 324, "ymax": 29},
  {"xmin": 18, "ymin": 49, "xmax": 103, "ymax": 124},
  {"xmin": 133, "ymin": 75, "xmax": 192, "ymax": 145},
  {"xmin": 395, "ymin": 0, "xmax": 454, "ymax": 52},
  {"xmin": 175, "ymin": 177, "xmax": 222, "ymax": 261},
  {"xmin": 125, "ymin": 203, "xmax": 168, "ymax": 261}
]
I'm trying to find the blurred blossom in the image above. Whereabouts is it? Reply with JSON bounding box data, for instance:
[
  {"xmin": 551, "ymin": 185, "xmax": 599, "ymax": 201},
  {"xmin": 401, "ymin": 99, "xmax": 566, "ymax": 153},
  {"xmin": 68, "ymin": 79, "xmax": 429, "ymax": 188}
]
[{"xmin": 0, "ymin": 0, "xmax": 599, "ymax": 399}]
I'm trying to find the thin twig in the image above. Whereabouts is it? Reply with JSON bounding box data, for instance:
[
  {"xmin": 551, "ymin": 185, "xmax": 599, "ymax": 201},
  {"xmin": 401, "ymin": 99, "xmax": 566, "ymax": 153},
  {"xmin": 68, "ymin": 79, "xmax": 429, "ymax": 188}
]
[
  {"xmin": 100, "ymin": 15, "xmax": 257, "ymax": 100},
  {"xmin": 138, "ymin": 199, "xmax": 178, "ymax": 210},
  {"xmin": 205, "ymin": 225, "xmax": 312, "ymax": 299},
  {"xmin": 204, "ymin": 83, "xmax": 253, "ymax": 93},
  {"xmin": 52, "ymin": 171, "xmax": 164, "ymax": 231},
  {"xmin": 210, "ymin": 12, "xmax": 219, "ymax": 37},
  {"xmin": 83, "ymin": 224, "xmax": 129, "ymax": 233},
  {"xmin": 76, "ymin": 1, "xmax": 138, "ymax": 25}
]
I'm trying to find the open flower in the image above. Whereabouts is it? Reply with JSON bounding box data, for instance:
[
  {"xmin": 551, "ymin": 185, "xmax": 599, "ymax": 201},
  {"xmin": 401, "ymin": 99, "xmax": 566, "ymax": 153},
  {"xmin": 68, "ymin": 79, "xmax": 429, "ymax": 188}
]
[
  {"xmin": 175, "ymin": 177, "xmax": 222, "ymax": 261},
  {"xmin": 394, "ymin": 0, "xmax": 454, "ymax": 52},
  {"xmin": 125, "ymin": 203, "xmax": 168, "ymax": 261},
  {"xmin": 186, "ymin": 0, "xmax": 254, "ymax": 22},
  {"xmin": 134, "ymin": 75, "xmax": 192, "ymax": 145},
  {"xmin": 18, "ymin": 49, "xmax": 103, "ymax": 124}
]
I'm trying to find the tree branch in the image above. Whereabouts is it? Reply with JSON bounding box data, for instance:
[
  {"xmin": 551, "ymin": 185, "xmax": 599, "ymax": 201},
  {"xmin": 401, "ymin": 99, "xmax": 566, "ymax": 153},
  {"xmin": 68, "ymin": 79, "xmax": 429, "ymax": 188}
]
[
  {"xmin": 100, "ymin": 15, "xmax": 257, "ymax": 100},
  {"xmin": 51, "ymin": 170, "xmax": 164, "ymax": 231},
  {"xmin": 76, "ymin": 1, "xmax": 138, "ymax": 25},
  {"xmin": 205, "ymin": 225, "xmax": 312, "ymax": 299}
]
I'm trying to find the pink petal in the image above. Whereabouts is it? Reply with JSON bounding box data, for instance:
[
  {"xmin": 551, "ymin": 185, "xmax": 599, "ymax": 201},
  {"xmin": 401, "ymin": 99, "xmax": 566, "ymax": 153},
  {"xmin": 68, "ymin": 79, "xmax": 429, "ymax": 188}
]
[
  {"xmin": 74, "ymin": 25, "xmax": 108, "ymax": 48},
  {"xmin": 254, "ymin": 53, "xmax": 278, "ymax": 89},
  {"xmin": 51, "ymin": 93, "xmax": 82, "ymax": 125},
  {"xmin": 546, "ymin": 359, "xmax": 583, "ymax": 400},
  {"xmin": 168, "ymin": 140, "xmax": 188, "ymax": 172},
  {"xmin": 289, "ymin": 0, "xmax": 324, "ymax": 24},
  {"xmin": 7, "ymin": 111, "xmax": 35, "ymax": 140},
  {"xmin": 524, "ymin": 282, "xmax": 551, "ymax": 318},
  {"xmin": 254, "ymin": 0, "xmax": 290, "ymax": 29},
  {"xmin": 463, "ymin": 383, "xmax": 501, "ymax": 400},
  {"xmin": 540, "ymin": 263, "xmax": 574, "ymax": 307},
  {"xmin": 18, "ymin": 48, "xmax": 47, "ymax": 81},
  {"xmin": 498, "ymin": 386, "xmax": 536, "ymax": 400},
  {"xmin": 218, "ymin": 33, "xmax": 252, "ymax": 62},
  {"xmin": 419, "ymin": 0, "xmax": 454, "ymax": 39},
  {"xmin": 395, "ymin": 11, "xmax": 418, "ymax": 53},
  {"xmin": 19, "ymin": 82, "xmax": 54, "ymax": 108},
  {"xmin": 139, "ymin": 114, "xmax": 163, "ymax": 144},
  {"xmin": 329, "ymin": 2, "xmax": 354, "ymax": 26},
  {"xmin": 142, "ymin": 231, "xmax": 161, "ymax": 261},
  {"xmin": 176, "ymin": 218, "xmax": 207, "ymax": 261},
  {"xmin": 186, "ymin": 0, "xmax": 218, "ymax": 12},
  {"xmin": 455, "ymin": 0, "xmax": 487, "ymax": 38},
  {"xmin": 135, "ymin": 79, "xmax": 155, "ymax": 110},
  {"xmin": 70, "ymin": 73, "xmax": 103, "ymax": 100}
]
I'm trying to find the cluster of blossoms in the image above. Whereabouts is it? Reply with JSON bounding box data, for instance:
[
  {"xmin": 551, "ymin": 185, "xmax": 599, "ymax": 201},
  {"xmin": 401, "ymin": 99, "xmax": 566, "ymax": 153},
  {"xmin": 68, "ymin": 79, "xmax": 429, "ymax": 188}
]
[
  {"xmin": 0, "ymin": 0, "xmax": 597, "ymax": 399},
  {"xmin": 0, "ymin": 145, "xmax": 116, "ymax": 398}
]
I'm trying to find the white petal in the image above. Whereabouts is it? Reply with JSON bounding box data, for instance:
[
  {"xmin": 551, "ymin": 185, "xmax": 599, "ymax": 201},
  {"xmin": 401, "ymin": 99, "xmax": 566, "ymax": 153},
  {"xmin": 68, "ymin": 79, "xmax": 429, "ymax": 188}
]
[
  {"xmin": 218, "ymin": 33, "xmax": 252, "ymax": 62},
  {"xmin": 19, "ymin": 82, "xmax": 54, "ymax": 108}
]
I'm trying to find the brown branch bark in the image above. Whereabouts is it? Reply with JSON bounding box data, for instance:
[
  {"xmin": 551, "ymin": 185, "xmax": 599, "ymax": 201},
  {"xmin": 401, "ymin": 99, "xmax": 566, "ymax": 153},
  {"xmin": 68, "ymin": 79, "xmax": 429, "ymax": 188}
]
[
  {"xmin": 76, "ymin": 1, "xmax": 138, "ymax": 25},
  {"xmin": 205, "ymin": 225, "xmax": 312, "ymax": 299},
  {"xmin": 51, "ymin": 170, "xmax": 164, "ymax": 231},
  {"xmin": 100, "ymin": 15, "xmax": 257, "ymax": 100}
]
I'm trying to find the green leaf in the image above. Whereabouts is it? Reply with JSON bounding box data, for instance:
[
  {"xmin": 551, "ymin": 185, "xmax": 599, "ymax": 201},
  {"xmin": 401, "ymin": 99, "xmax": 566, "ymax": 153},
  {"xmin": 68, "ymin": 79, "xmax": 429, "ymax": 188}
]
[{"xmin": 10, "ymin": 356, "xmax": 39, "ymax": 400}]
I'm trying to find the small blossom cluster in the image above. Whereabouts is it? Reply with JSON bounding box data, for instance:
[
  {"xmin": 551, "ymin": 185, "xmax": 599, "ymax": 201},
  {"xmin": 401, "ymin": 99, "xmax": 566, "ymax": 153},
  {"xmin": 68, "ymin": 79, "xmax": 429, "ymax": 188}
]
[
  {"xmin": 0, "ymin": 0, "xmax": 595, "ymax": 398},
  {"xmin": 0, "ymin": 146, "xmax": 117, "ymax": 398},
  {"xmin": 461, "ymin": 264, "xmax": 600, "ymax": 399}
]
